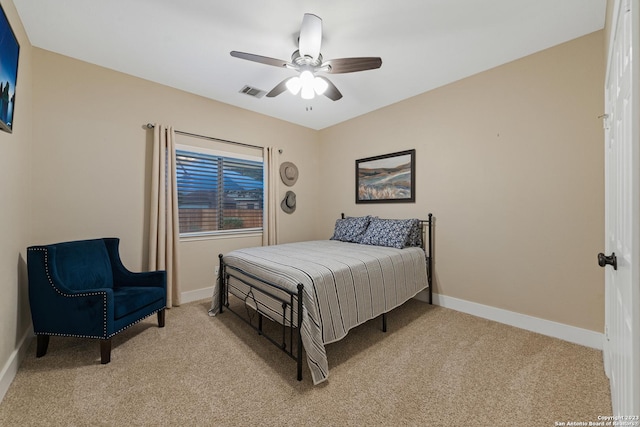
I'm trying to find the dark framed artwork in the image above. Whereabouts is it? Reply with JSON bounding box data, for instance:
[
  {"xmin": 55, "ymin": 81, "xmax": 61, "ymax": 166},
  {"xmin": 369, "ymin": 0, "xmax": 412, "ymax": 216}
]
[
  {"xmin": 356, "ymin": 149, "xmax": 415, "ymax": 203},
  {"xmin": 0, "ymin": 3, "xmax": 19, "ymax": 133}
]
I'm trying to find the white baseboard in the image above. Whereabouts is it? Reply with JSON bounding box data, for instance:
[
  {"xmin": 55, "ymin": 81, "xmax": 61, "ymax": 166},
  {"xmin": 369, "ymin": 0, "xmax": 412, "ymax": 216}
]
[
  {"xmin": 184, "ymin": 287, "xmax": 603, "ymax": 349},
  {"xmin": 181, "ymin": 286, "xmax": 214, "ymax": 304},
  {"xmin": 0, "ymin": 327, "xmax": 33, "ymax": 403},
  {"xmin": 428, "ymin": 293, "xmax": 604, "ymax": 350}
]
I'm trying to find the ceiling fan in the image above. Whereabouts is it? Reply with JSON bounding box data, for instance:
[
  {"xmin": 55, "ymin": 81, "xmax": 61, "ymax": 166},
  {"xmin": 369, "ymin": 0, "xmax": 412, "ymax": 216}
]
[{"xmin": 230, "ymin": 13, "xmax": 382, "ymax": 101}]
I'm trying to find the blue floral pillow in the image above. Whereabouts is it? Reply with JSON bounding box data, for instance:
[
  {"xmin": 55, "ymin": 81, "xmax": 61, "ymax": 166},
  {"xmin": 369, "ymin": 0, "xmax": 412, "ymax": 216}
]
[
  {"xmin": 405, "ymin": 219, "xmax": 423, "ymax": 248},
  {"xmin": 330, "ymin": 216, "xmax": 371, "ymax": 243},
  {"xmin": 360, "ymin": 218, "xmax": 419, "ymax": 249}
]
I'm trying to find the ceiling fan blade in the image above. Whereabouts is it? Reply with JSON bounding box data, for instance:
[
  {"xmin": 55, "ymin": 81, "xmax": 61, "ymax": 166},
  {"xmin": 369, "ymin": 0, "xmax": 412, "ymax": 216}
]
[
  {"xmin": 266, "ymin": 78, "xmax": 294, "ymax": 98},
  {"xmin": 298, "ymin": 14, "xmax": 322, "ymax": 60},
  {"xmin": 323, "ymin": 57, "xmax": 382, "ymax": 74},
  {"xmin": 317, "ymin": 76, "xmax": 343, "ymax": 101},
  {"xmin": 230, "ymin": 51, "xmax": 290, "ymax": 68}
]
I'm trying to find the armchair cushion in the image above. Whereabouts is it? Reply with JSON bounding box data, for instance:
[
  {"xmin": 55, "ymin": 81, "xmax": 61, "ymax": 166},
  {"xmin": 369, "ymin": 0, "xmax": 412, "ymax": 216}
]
[{"xmin": 113, "ymin": 287, "xmax": 165, "ymax": 320}]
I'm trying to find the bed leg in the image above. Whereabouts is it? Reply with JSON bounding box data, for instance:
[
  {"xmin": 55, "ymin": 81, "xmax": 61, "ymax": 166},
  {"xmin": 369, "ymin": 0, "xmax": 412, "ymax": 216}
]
[
  {"xmin": 428, "ymin": 213, "xmax": 434, "ymax": 305},
  {"xmin": 382, "ymin": 313, "xmax": 387, "ymax": 332},
  {"xmin": 218, "ymin": 254, "xmax": 224, "ymax": 314},
  {"xmin": 296, "ymin": 284, "xmax": 304, "ymax": 381}
]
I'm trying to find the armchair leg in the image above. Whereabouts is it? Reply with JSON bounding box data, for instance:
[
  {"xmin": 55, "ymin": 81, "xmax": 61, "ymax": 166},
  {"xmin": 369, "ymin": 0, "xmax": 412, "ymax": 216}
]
[
  {"xmin": 157, "ymin": 309, "xmax": 165, "ymax": 328},
  {"xmin": 100, "ymin": 339, "xmax": 111, "ymax": 364},
  {"xmin": 36, "ymin": 335, "xmax": 50, "ymax": 358}
]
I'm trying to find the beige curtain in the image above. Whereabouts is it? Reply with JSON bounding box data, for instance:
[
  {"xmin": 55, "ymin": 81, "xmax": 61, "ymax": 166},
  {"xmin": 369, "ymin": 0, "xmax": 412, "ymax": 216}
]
[
  {"xmin": 263, "ymin": 147, "xmax": 280, "ymax": 246},
  {"xmin": 149, "ymin": 124, "xmax": 181, "ymax": 307}
]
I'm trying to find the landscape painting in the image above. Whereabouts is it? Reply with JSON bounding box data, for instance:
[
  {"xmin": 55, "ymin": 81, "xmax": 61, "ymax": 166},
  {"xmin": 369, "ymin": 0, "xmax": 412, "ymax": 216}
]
[
  {"xmin": 356, "ymin": 149, "xmax": 415, "ymax": 203},
  {"xmin": 0, "ymin": 3, "xmax": 19, "ymax": 133}
]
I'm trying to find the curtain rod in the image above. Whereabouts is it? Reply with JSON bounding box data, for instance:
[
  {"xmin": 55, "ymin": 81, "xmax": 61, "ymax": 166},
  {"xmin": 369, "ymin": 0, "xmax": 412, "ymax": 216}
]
[{"xmin": 145, "ymin": 123, "xmax": 264, "ymax": 151}]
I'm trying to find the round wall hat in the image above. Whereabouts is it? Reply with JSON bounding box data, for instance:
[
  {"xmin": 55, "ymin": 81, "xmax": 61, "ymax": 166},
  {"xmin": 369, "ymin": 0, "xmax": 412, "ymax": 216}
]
[
  {"xmin": 279, "ymin": 162, "xmax": 299, "ymax": 187},
  {"xmin": 281, "ymin": 191, "xmax": 296, "ymax": 214}
]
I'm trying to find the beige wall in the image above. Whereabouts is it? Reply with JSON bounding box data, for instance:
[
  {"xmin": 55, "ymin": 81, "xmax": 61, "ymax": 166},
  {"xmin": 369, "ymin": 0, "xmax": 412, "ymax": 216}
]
[
  {"xmin": 318, "ymin": 31, "xmax": 605, "ymax": 332},
  {"xmin": 0, "ymin": 0, "xmax": 33, "ymax": 386}
]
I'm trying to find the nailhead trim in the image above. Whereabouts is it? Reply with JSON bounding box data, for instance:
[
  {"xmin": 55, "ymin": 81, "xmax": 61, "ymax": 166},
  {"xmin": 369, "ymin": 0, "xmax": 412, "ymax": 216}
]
[{"xmin": 28, "ymin": 246, "xmax": 167, "ymax": 339}]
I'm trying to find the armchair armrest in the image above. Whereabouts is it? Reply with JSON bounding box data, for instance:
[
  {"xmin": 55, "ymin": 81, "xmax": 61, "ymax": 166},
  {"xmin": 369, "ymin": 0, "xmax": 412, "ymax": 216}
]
[
  {"xmin": 103, "ymin": 238, "xmax": 167, "ymax": 289},
  {"xmin": 28, "ymin": 246, "xmax": 115, "ymax": 338},
  {"xmin": 42, "ymin": 288, "xmax": 115, "ymax": 338},
  {"xmin": 113, "ymin": 269, "xmax": 166, "ymax": 288}
]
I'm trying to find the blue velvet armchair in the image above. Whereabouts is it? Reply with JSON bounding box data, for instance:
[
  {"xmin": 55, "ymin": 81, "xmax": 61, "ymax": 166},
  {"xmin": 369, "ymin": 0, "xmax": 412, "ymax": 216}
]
[{"xmin": 27, "ymin": 238, "xmax": 166, "ymax": 364}]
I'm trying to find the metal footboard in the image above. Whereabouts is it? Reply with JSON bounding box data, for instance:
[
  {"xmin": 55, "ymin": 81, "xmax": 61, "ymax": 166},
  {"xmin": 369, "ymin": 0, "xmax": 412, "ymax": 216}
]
[{"xmin": 218, "ymin": 254, "xmax": 304, "ymax": 381}]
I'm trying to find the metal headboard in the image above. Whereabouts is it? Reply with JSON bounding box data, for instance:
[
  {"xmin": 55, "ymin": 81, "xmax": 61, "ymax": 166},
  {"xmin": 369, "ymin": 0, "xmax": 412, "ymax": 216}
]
[{"xmin": 339, "ymin": 213, "xmax": 434, "ymax": 303}]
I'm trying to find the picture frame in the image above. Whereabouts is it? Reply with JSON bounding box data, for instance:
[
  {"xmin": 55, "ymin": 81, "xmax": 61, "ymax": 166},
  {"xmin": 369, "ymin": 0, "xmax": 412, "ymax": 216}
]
[
  {"xmin": 0, "ymin": 3, "xmax": 19, "ymax": 134},
  {"xmin": 356, "ymin": 149, "xmax": 415, "ymax": 204}
]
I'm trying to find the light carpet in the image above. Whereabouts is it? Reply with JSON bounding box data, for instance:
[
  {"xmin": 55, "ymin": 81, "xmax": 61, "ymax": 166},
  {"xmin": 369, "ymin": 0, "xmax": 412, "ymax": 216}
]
[{"xmin": 0, "ymin": 299, "xmax": 611, "ymax": 426}]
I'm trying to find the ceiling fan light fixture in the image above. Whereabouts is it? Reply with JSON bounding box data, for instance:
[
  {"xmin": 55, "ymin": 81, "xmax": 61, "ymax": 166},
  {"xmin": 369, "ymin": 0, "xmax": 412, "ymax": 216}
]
[
  {"xmin": 313, "ymin": 77, "xmax": 328, "ymax": 95},
  {"xmin": 299, "ymin": 70, "xmax": 314, "ymax": 85},
  {"xmin": 301, "ymin": 85, "xmax": 315, "ymax": 100},
  {"xmin": 286, "ymin": 76, "xmax": 302, "ymax": 95},
  {"xmin": 292, "ymin": 70, "xmax": 318, "ymax": 99}
]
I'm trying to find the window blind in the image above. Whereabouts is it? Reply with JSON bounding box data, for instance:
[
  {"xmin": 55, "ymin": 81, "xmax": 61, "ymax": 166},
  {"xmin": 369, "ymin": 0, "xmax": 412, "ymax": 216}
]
[{"xmin": 176, "ymin": 149, "xmax": 263, "ymax": 234}]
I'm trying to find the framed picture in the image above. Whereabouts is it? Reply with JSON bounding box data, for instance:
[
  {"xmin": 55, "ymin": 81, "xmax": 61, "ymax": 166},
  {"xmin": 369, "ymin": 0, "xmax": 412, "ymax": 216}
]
[
  {"xmin": 356, "ymin": 149, "xmax": 415, "ymax": 203},
  {"xmin": 0, "ymin": 3, "xmax": 19, "ymax": 134}
]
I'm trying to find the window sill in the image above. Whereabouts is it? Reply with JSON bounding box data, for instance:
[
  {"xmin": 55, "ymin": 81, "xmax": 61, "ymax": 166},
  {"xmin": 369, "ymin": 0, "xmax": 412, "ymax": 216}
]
[{"xmin": 180, "ymin": 229, "xmax": 263, "ymax": 242}]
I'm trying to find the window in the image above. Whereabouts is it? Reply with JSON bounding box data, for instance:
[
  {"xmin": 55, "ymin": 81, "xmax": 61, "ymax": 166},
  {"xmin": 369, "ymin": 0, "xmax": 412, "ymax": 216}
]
[{"xmin": 176, "ymin": 146, "xmax": 263, "ymax": 236}]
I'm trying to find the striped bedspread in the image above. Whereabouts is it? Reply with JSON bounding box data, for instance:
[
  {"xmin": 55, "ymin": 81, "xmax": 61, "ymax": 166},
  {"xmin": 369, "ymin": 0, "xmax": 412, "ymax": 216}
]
[{"xmin": 222, "ymin": 240, "xmax": 429, "ymax": 385}]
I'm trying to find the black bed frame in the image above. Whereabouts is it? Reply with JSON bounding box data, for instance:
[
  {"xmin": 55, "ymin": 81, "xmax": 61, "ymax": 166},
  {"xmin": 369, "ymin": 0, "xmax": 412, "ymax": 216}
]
[{"xmin": 217, "ymin": 213, "xmax": 434, "ymax": 381}]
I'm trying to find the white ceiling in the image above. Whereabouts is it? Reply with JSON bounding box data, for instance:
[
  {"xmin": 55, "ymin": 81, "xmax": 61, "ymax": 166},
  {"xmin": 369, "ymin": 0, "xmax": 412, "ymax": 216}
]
[{"xmin": 13, "ymin": 0, "xmax": 606, "ymax": 130}]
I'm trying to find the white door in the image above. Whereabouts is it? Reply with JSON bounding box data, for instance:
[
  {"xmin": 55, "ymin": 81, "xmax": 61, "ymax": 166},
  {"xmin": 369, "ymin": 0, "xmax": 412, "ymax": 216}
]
[{"xmin": 602, "ymin": 0, "xmax": 640, "ymax": 416}]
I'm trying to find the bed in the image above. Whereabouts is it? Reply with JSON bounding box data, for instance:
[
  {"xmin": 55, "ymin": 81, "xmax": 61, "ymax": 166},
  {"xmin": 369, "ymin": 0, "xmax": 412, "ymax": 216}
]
[{"xmin": 215, "ymin": 213, "xmax": 434, "ymax": 384}]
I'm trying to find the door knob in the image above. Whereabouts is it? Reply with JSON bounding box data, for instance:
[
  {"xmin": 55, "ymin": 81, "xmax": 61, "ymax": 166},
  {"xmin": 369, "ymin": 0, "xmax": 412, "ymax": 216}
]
[{"xmin": 598, "ymin": 252, "xmax": 617, "ymax": 270}]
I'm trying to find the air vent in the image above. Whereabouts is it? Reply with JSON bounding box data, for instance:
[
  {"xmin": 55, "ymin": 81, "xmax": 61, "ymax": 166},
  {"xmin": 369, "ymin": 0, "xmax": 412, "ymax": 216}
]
[{"xmin": 239, "ymin": 85, "xmax": 266, "ymax": 98}]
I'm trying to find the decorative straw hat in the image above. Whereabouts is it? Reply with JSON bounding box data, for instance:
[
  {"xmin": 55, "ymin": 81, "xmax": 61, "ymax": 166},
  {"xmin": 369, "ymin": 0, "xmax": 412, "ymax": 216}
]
[
  {"xmin": 279, "ymin": 162, "xmax": 299, "ymax": 186},
  {"xmin": 281, "ymin": 191, "xmax": 297, "ymax": 214}
]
